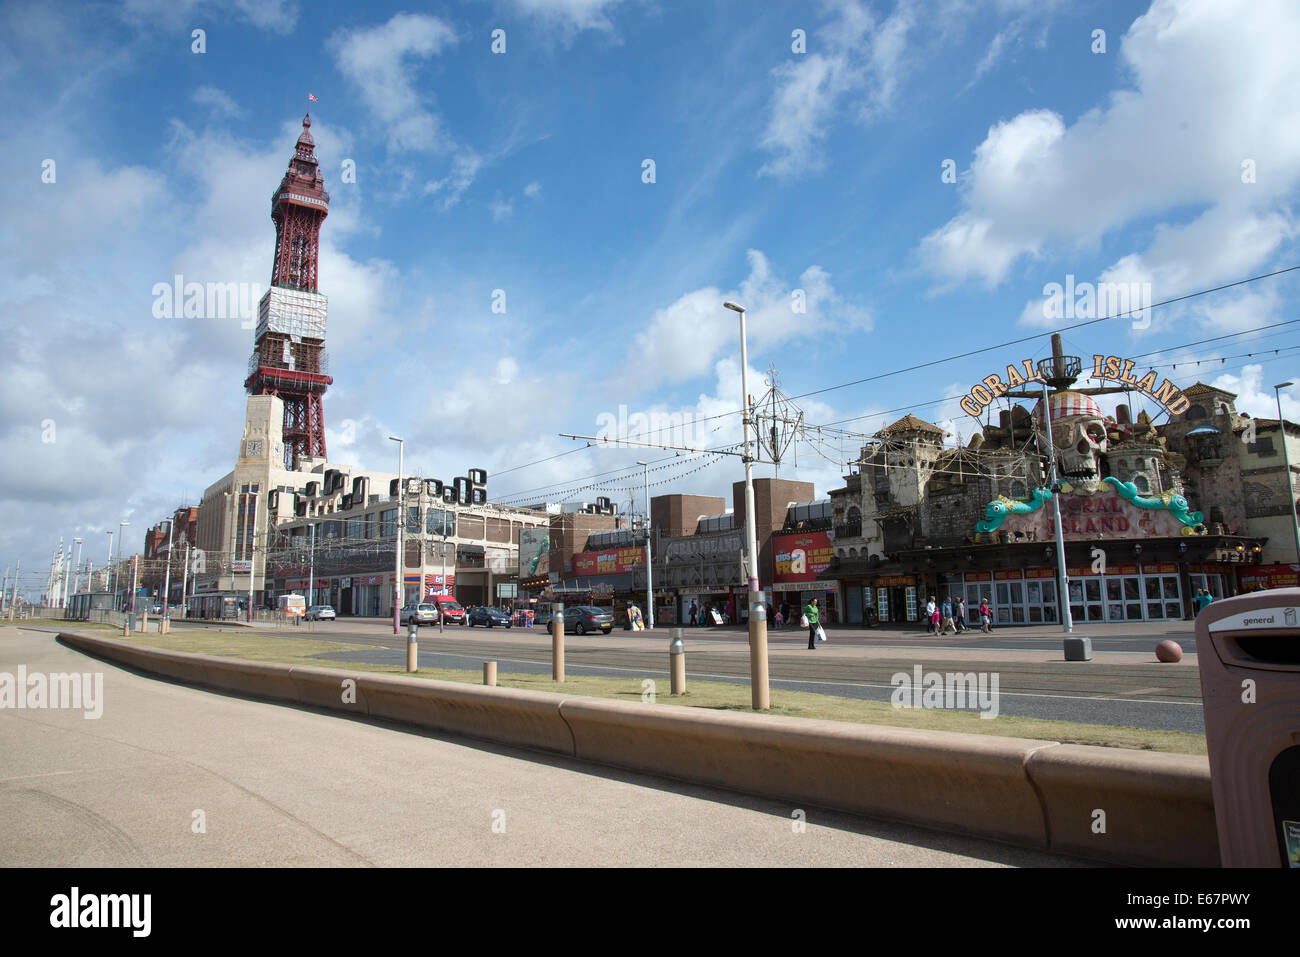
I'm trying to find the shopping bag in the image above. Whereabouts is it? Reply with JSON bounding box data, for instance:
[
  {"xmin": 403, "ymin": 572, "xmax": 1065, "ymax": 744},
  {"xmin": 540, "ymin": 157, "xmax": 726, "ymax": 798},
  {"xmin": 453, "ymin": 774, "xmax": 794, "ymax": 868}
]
[
  {"xmin": 815, "ymin": 625, "xmax": 827, "ymax": 642},
  {"xmin": 799, "ymin": 614, "xmax": 809, "ymax": 628}
]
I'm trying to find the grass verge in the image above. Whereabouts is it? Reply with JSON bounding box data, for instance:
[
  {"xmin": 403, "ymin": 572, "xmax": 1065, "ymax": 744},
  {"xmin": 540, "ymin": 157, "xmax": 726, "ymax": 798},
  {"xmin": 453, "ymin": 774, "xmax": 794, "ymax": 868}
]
[{"xmin": 56, "ymin": 624, "xmax": 1206, "ymax": 755}]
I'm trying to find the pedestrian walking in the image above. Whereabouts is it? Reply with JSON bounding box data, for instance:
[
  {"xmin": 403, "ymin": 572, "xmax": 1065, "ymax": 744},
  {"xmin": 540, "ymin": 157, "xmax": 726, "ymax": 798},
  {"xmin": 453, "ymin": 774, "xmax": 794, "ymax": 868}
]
[
  {"xmin": 979, "ymin": 596, "xmax": 992, "ymax": 633},
  {"xmin": 805, "ymin": 598, "xmax": 821, "ymax": 649},
  {"xmin": 925, "ymin": 595, "xmax": 937, "ymax": 634},
  {"xmin": 940, "ymin": 597, "xmax": 956, "ymax": 635},
  {"xmin": 781, "ymin": 601, "xmax": 791, "ymax": 629},
  {"xmin": 689, "ymin": 600, "xmax": 698, "ymax": 626},
  {"xmin": 954, "ymin": 595, "xmax": 967, "ymax": 632}
]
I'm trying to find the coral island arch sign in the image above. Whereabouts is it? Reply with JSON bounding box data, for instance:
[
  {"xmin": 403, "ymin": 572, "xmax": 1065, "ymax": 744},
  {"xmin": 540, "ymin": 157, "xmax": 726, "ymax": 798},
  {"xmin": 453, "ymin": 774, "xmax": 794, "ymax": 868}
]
[{"xmin": 958, "ymin": 354, "xmax": 1190, "ymax": 419}]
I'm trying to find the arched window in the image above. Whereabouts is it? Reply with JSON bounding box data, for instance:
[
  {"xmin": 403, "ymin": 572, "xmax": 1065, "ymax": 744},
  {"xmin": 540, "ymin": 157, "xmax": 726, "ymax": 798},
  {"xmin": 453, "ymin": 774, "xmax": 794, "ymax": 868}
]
[
  {"xmin": 1187, "ymin": 404, "xmax": 1207, "ymax": 420},
  {"xmin": 1132, "ymin": 474, "xmax": 1150, "ymax": 493},
  {"xmin": 1009, "ymin": 479, "xmax": 1026, "ymax": 499},
  {"xmin": 848, "ymin": 506, "xmax": 861, "ymax": 523},
  {"xmin": 849, "ymin": 547, "xmax": 858, "ymax": 558}
]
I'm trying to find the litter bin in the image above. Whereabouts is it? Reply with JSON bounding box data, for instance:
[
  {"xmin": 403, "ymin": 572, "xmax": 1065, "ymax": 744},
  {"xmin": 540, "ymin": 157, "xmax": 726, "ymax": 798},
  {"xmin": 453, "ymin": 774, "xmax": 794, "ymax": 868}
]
[{"xmin": 1197, "ymin": 587, "xmax": 1300, "ymax": 867}]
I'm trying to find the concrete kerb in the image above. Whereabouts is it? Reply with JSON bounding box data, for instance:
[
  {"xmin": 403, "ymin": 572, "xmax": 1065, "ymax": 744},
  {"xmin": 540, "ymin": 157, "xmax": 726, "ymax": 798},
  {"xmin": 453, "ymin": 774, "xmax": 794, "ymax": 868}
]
[
  {"xmin": 355, "ymin": 674, "xmax": 577, "ymax": 755},
  {"xmin": 558, "ymin": 696, "xmax": 1054, "ymax": 849},
  {"xmin": 53, "ymin": 630, "xmax": 1218, "ymax": 866},
  {"xmin": 1024, "ymin": 743, "xmax": 1219, "ymax": 867}
]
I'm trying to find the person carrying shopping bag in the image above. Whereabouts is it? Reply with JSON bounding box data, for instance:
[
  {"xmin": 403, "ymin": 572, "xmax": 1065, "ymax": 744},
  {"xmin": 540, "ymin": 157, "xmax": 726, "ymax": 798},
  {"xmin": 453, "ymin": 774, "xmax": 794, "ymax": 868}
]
[
  {"xmin": 804, "ymin": 598, "xmax": 821, "ymax": 650},
  {"xmin": 979, "ymin": 597, "xmax": 992, "ymax": 634}
]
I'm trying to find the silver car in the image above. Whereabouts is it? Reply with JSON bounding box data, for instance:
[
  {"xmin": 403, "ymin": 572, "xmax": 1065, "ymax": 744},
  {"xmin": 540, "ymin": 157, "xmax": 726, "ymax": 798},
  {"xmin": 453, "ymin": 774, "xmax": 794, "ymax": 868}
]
[{"xmin": 401, "ymin": 602, "xmax": 439, "ymax": 625}]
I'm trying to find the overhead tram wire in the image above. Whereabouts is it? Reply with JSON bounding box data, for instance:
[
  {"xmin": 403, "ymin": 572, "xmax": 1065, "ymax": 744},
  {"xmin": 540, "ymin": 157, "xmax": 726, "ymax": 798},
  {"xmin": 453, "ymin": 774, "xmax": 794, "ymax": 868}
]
[{"xmin": 488, "ymin": 267, "xmax": 1300, "ymax": 499}]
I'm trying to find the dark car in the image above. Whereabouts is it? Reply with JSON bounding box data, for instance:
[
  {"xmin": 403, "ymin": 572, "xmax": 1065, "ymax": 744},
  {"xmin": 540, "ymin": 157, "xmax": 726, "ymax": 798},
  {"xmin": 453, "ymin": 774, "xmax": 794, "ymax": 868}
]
[
  {"xmin": 563, "ymin": 605, "xmax": 614, "ymax": 635},
  {"xmin": 467, "ymin": 607, "xmax": 513, "ymax": 628}
]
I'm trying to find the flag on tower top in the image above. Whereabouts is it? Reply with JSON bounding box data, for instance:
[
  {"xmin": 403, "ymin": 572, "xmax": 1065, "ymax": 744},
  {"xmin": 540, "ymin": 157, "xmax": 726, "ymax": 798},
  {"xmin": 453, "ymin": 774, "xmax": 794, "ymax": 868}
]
[{"xmin": 308, "ymin": 92, "xmax": 319, "ymax": 102}]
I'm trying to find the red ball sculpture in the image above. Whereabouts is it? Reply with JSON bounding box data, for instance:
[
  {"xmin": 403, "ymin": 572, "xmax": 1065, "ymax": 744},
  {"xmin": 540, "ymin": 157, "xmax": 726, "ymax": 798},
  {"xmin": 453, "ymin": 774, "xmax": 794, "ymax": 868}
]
[{"xmin": 1155, "ymin": 639, "xmax": 1183, "ymax": 663}]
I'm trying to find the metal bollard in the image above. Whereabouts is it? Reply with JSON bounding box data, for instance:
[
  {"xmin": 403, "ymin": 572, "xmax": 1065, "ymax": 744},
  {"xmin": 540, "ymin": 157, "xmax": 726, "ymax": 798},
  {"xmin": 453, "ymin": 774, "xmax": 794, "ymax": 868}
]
[
  {"xmin": 484, "ymin": 661, "xmax": 497, "ymax": 686},
  {"xmin": 407, "ymin": 619, "xmax": 419, "ymax": 672},
  {"xmin": 551, "ymin": 602, "xmax": 565, "ymax": 683},
  {"xmin": 669, "ymin": 627, "xmax": 686, "ymax": 695}
]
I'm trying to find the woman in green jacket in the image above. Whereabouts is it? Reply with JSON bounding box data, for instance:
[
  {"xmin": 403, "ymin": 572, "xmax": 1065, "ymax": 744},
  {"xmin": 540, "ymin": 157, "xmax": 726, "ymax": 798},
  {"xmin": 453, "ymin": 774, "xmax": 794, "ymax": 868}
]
[{"xmin": 804, "ymin": 598, "xmax": 820, "ymax": 650}]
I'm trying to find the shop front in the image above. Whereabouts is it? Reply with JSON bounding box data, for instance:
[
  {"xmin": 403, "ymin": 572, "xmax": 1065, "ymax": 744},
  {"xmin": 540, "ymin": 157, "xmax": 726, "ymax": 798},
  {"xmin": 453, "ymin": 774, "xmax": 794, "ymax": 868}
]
[
  {"xmin": 1237, "ymin": 563, "xmax": 1300, "ymax": 592},
  {"xmin": 772, "ymin": 530, "xmax": 840, "ymax": 622}
]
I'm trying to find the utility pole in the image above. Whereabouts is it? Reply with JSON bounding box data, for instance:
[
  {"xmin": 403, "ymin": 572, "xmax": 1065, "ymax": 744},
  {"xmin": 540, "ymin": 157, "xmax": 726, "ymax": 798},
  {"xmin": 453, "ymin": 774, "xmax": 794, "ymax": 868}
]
[
  {"xmin": 180, "ymin": 544, "xmax": 189, "ymax": 616},
  {"xmin": 389, "ymin": 436, "xmax": 404, "ymax": 634},
  {"xmin": 247, "ymin": 494, "xmax": 258, "ymax": 623},
  {"xmin": 162, "ymin": 518, "xmax": 174, "ymax": 617},
  {"xmin": 308, "ymin": 522, "xmax": 316, "ymax": 608},
  {"xmin": 1040, "ymin": 382, "xmax": 1074, "ymax": 635},
  {"xmin": 636, "ymin": 461, "xmax": 654, "ymax": 629},
  {"xmin": 724, "ymin": 301, "xmax": 770, "ymax": 711}
]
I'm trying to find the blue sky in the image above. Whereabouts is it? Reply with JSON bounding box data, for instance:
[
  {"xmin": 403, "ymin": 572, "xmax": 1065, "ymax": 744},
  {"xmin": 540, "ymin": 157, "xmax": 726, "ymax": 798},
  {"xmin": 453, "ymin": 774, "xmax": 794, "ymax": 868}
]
[{"xmin": 4, "ymin": 0, "xmax": 1300, "ymax": 594}]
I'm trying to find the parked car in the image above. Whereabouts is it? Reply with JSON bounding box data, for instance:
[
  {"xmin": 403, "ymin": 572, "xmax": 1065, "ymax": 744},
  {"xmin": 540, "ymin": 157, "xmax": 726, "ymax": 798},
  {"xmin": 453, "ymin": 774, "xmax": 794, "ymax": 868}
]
[
  {"xmin": 467, "ymin": 607, "xmax": 512, "ymax": 628},
  {"xmin": 563, "ymin": 605, "xmax": 614, "ymax": 635},
  {"xmin": 432, "ymin": 595, "xmax": 466, "ymax": 625},
  {"xmin": 400, "ymin": 602, "xmax": 439, "ymax": 626},
  {"xmin": 305, "ymin": 604, "xmax": 335, "ymax": 621}
]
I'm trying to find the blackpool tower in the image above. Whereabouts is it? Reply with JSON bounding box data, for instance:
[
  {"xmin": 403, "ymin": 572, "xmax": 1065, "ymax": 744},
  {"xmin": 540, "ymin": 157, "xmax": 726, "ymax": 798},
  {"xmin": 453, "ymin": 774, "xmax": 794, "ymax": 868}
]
[{"xmin": 245, "ymin": 113, "xmax": 333, "ymax": 469}]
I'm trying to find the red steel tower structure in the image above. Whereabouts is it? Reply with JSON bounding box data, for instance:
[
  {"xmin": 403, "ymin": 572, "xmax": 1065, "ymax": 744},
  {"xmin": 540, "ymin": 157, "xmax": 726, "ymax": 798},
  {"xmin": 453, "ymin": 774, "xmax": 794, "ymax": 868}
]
[{"xmin": 245, "ymin": 113, "xmax": 333, "ymax": 469}]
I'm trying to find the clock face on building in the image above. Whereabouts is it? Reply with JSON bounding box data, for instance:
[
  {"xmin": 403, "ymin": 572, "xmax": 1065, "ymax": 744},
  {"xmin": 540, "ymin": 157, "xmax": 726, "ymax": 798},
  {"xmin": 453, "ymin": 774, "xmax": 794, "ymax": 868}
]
[{"xmin": 246, "ymin": 440, "xmax": 263, "ymax": 457}]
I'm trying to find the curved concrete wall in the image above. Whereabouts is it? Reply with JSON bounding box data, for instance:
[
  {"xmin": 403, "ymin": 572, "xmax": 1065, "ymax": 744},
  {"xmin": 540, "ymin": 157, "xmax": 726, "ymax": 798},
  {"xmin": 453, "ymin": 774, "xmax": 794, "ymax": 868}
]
[{"xmin": 56, "ymin": 630, "xmax": 1218, "ymax": 866}]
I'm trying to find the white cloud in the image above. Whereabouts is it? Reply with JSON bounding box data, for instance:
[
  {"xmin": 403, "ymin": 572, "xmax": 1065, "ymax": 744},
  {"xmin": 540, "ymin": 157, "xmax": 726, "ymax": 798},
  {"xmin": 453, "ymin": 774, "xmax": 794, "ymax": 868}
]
[
  {"xmin": 1210, "ymin": 364, "xmax": 1300, "ymax": 420},
  {"xmin": 329, "ymin": 13, "xmax": 458, "ymax": 153},
  {"xmin": 626, "ymin": 250, "xmax": 872, "ymax": 389},
  {"xmin": 191, "ymin": 85, "xmax": 243, "ymax": 119},
  {"xmin": 423, "ymin": 150, "xmax": 484, "ymax": 209},
  {"xmin": 119, "ymin": 0, "xmax": 299, "ymax": 33},
  {"xmin": 489, "ymin": 197, "xmax": 514, "ymax": 221},
  {"xmin": 506, "ymin": 0, "xmax": 626, "ymax": 32},
  {"xmin": 524, "ymin": 181, "xmax": 542, "ymax": 199},
  {"xmin": 920, "ymin": 0, "xmax": 1300, "ymax": 309}
]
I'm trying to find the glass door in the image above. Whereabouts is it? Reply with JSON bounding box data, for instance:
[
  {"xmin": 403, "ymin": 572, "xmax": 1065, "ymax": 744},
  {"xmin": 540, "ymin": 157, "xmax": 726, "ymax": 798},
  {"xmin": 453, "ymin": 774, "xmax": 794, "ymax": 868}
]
[
  {"xmin": 1084, "ymin": 577, "xmax": 1104, "ymax": 621},
  {"xmin": 1144, "ymin": 575, "xmax": 1164, "ymax": 619},
  {"xmin": 1026, "ymin": 580, "xmax": 1043, "ymax": 623},
  {"xmin": 1068, "ymin": 579, "xmax": 1084, "ymax": 624},
  {"xmin": 965, "ymin": 584, "xmax": 984, "ymax": 624},
  {"xmin": 1041, "ymin": 580, "xmax": 1057, "ymax": 623},
  {"xmin": 1007, "ymin": 581, "xmax": 1026, "ymax": 623}
]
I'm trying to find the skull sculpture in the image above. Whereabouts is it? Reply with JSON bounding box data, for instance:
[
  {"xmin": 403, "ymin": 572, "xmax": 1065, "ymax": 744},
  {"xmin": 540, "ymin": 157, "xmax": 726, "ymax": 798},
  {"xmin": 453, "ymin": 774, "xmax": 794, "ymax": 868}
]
[{"xmin": 1035, "ymin": 391, "xmax": 1110, "ymax": 486}]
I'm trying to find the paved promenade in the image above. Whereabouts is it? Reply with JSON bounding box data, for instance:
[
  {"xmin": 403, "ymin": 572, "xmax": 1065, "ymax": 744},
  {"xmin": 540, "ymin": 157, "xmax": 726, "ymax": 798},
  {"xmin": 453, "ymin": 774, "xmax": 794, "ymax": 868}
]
[{"xmin": 0, "ymin": 625, "xmax": 1084, "ymax": 867}]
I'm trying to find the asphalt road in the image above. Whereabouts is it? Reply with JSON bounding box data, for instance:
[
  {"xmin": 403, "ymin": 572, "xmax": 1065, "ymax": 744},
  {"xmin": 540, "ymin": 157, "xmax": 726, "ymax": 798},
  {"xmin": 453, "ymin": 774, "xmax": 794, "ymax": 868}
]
[
  {"xmin": 0, "ymin": 627, "xmax": 1083, "ymax": 867},
  {"xmin": 253, "ymin": 617, "xmax": 1207, "ymax": 734}
]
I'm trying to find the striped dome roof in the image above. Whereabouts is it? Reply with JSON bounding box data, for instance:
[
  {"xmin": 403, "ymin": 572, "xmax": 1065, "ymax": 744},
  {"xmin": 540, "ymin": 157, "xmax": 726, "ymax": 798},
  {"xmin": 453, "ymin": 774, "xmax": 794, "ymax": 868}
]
[{"xmin": 1033, "ymin": 390, "xmax": 1103, "ymax": 425}]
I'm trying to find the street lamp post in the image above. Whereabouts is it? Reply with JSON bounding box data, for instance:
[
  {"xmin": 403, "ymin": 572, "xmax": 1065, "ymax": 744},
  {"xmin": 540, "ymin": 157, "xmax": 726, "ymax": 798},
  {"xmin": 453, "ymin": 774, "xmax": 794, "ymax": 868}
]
[
  {"xmin": 72, "ymin": 538, "xmax": 83, "ymax": 596},
  {"xmin": 307, "ymin": 521, "xmax": 316, "ymax": 608},
  {"xmin": 105, "ymin": 531, "xmax": 113, "ymax": 598},
  {"xmin": 389, "ymin": 436, "xmax": 403, "ymax": 635},
  {"xmin": 116, "ymin": 522, "xmax": 129, "ymax": 611},
  {"xmin": 635, "ymin": 460, "xmax": 654, "ymax": 630},
  {"xmin": 1039, "ymin": 383, "xmax": 1074, "ymax": 634},
  {"xmin": 246, "ymin": 493, "xmax": 258, "ymax": 623},
  {"xmin": 440, "ymin": 511, "xmax": 451, "ymax": 635},
  {"xmin": 226, "ymin": 490, "xmax": 237, "ymax": 594},
  {"xmin": 723, "ymin": 301, "xmax": 770, "ymax": 711},
  {"xmin": 1274, "ymin": 382, "xmax": 1300, "ymax": 565},
  {"xmin": 162, "ymin": 518, "xmax": 174, "ymax": 619}
]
